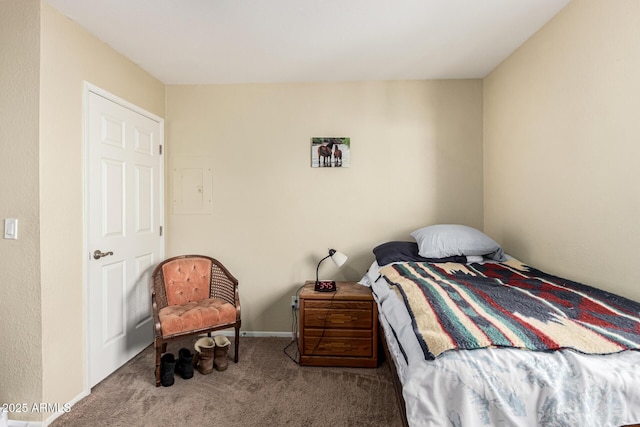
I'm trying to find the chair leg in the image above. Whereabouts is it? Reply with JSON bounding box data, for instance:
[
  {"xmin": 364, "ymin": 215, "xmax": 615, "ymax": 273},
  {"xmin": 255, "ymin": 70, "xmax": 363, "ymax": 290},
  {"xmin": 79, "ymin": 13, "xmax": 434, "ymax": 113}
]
[
  {"xmin": 155, "ymin": 342, "xmax": 162, "ymax": 387},
  {"xmin": 234, "ymin": 326, "xmax": 239, "ymax": 363}
]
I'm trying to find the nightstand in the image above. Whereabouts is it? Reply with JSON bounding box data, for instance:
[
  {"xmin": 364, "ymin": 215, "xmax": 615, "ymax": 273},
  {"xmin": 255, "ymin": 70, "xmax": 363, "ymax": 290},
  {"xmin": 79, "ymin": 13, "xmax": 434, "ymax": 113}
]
[{"xmin": 299, "ymin": 281, "xmax": 378, "ymax": 367}]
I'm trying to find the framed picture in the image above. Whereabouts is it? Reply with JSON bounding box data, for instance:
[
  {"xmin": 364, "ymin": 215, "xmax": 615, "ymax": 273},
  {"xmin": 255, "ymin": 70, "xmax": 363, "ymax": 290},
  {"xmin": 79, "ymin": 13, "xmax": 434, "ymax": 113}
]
[{"xmin": 310, "ymin": 137, "xmax": 350, "ymax": 168}]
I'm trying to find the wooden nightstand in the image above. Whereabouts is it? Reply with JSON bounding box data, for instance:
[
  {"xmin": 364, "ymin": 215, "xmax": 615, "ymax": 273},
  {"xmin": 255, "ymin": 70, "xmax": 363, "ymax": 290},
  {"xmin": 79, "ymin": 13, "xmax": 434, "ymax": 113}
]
[{"xmin": 299, "ymin": 281, "xmax": 378, "ymax": 368}]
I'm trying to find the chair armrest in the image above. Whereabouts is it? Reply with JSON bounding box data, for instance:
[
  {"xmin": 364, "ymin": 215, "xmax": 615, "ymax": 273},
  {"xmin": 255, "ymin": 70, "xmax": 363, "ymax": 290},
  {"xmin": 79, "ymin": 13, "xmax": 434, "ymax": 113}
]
[
  {"xmin": 235, "ymin": 285, "xmax": 241, "ymax": 321},
  {"xmin": 151, "ymin": 291, "xmax": 163, "ymax": 338}
]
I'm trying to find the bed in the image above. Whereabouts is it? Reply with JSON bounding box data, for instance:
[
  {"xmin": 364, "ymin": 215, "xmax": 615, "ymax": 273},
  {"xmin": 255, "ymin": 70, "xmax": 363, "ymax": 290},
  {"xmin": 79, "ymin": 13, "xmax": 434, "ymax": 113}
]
[{"xmin": 359, "ymin": 225, "xmax": 640, "ymax": 427}]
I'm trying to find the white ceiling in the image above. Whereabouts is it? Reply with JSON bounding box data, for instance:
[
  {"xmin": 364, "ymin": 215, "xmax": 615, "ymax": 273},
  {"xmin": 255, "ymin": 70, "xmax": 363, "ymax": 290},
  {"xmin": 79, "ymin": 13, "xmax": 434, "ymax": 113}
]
[{"xmin": 44, "ymin": 0, "xmax": 570, "ymax": 85}]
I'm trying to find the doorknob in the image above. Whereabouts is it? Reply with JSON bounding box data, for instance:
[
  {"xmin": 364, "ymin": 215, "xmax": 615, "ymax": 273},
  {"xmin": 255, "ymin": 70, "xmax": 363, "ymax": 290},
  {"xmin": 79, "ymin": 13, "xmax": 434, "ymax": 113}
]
[{"xmin": 93, "ymin": 250, "xmax": 114, "ymax": 260}]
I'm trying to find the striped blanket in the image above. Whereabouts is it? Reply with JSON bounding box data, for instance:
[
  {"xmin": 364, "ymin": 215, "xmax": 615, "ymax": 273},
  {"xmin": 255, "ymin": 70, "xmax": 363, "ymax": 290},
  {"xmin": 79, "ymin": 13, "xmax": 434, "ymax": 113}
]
[{"xmin": 380, "ymin": 259, "xmax": 640, "ymax": 360}]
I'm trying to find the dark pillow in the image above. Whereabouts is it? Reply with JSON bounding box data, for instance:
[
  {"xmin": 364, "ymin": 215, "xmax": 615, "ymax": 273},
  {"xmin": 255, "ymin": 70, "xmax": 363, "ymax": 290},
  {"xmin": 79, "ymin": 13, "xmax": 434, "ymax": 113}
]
[{"xmin": 373, "ymin": 241, "xmax": 467, "ymax": 266}]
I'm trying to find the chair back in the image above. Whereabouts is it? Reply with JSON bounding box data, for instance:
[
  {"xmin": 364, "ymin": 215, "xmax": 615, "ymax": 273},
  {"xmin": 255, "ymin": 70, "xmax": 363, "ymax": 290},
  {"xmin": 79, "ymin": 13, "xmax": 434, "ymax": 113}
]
[{"xmin": 161, "ymin": 257, "xmax": 212, "ymax": 306}]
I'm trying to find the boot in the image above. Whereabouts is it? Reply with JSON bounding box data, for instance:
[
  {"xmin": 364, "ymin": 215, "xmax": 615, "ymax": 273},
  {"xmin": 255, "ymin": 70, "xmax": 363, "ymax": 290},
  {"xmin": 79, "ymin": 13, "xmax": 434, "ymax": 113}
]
[
  {"xmin": 160, "ymin": 353, "xmax": 176, "ymax": 387},
  {"xmin": 193, "ymin": 337, "xmax": 215, "ymax": 375},
  {"xmin": 213, "ymin": 335, "xmax": 231, "ymax": 371},
  {"xmin": 175, "ymin": 348, "xmax": 194, "ymax": 379}
]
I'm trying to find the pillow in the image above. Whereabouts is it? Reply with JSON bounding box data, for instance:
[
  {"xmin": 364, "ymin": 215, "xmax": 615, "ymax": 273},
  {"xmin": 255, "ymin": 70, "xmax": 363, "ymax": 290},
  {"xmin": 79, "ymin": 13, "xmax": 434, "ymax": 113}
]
[
  {"xmin": 410, "ymin": 224, "xmax": 506, "ymax": 261},
  {"xmin": 372, "ymin": 241, "xmax": 467, "ymax": 266}
]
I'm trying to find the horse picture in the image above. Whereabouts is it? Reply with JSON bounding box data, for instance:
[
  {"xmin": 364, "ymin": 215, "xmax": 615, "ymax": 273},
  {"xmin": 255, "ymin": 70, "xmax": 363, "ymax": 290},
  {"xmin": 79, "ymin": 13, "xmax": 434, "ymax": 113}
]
[{"xmin": 311, "ymin": 137, "xmax": 350, "ymax": 168}]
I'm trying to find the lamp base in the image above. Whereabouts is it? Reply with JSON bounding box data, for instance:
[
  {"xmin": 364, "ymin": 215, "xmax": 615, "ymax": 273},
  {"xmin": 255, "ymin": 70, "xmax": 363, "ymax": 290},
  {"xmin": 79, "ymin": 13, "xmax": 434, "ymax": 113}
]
[{"xmin": 314, "ymin": 280, "xmax": 337, "ymax": 292}]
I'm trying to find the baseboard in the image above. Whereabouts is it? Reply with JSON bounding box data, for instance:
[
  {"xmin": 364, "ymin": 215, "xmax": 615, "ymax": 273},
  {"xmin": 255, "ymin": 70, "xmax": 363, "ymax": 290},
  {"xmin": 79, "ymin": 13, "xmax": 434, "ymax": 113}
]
[
  {"xmin": 7, "ymin": 418, "xmax": 40, "ymax": 427},
  {"xmin": 3, "ymin": 406, "xmax": 40, "ymax": 427},
  {"xmin": 4, "ymin": 388, "xmax": 90, "ymax": 427},
  {"xmin": 188, "ymin": 330, "xmax": 293, "ymax": 339},
  {"xmin": 42, "ymin": 389, "xmax": 89, "ymax": 426},
  {"xmin": 201, "ymin": 330, "xmax": 291, "ymax": 338},
  {"xmin": 7, "ymin": 421, "xmax": 37, "ymax": 427},
  {"xmin": 239, "ymin": 330, "xmax": 291, "ymax": 338}
]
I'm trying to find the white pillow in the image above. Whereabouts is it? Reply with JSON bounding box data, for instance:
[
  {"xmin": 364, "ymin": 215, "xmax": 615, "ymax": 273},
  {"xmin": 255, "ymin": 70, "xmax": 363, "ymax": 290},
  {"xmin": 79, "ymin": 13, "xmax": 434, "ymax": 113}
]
[{"xmin": 410, "ymin": 224, "xmax": 506, "ymax": 261}]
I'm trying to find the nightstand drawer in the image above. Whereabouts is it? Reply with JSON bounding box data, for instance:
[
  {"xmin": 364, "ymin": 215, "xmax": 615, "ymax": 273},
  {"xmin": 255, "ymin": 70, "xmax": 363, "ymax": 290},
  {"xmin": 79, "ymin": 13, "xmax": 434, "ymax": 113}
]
[
  {"xmin": 304, "ymin": 307, "xmax": 372, "ymax": 329},
  {"xmin": 304, "ymin": 301, "xmax": 372, "ymax": 310},
  {"xmin": 302, "ymin": 332, "xmax": 373, "ymax": 357}
]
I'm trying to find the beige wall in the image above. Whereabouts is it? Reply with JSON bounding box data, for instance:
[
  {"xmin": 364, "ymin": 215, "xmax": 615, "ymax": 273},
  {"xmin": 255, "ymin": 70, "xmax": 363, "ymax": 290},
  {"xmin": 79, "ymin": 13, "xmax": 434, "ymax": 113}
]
[
  {"xmin": 484, "ymin": 0, "xmax": 640, "ymax": 302},
  {"xmin": 166, "ymin": 80, "xmax": 484, "ymax": 332},
  {"xmin": 0, "ymin": 0, "xmax": 43, "ymax": 421},
  {"xmin": 0, "ymin": 1, "xmax": 165, "ymax": 422}
]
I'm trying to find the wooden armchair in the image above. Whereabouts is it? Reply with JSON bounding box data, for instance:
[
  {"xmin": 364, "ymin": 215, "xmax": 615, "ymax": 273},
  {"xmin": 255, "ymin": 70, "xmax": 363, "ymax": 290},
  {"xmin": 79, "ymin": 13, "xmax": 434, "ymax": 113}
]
[{"xmin": 151, "ymin": 254, "xmax": 241, "ymax": 386}]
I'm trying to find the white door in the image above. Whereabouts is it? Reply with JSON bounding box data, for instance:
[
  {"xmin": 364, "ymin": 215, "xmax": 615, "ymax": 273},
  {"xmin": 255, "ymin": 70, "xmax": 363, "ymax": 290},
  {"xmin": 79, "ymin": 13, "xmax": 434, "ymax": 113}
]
[{"xmin": 86, "ymin": 88, "xmax": 164, "ymax": 387}]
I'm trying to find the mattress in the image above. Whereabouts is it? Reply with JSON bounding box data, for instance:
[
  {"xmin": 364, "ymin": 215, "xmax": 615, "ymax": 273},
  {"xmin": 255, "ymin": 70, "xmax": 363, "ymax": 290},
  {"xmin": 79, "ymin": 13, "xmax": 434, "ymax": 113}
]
[{"xmin": 361, "ymin": 260, "xmax": 640, "ymax": 427}]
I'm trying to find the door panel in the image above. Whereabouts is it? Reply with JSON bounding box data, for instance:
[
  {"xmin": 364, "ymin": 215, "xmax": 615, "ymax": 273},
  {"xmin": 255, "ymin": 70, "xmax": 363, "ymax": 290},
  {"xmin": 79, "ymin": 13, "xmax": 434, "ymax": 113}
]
[
  {"xmin": 135, "ymin": 165, "xmax": 153, "ymax": 233},
  {"xmin": 102, "ymin": 261, "xmax": 126, "ymax": 345},
  {"xmin": 87, "ymin": 90, "xmax": 163, "ymax": 387},
  {"xmin": 102, "ymin": 159, "xmax": 125, "ymax": 236}
]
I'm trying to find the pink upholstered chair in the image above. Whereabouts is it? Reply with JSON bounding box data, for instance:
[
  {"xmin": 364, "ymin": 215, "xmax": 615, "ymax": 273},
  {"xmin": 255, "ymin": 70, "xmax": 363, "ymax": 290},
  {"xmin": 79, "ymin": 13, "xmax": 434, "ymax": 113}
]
[{"xmin": 151, "ymin": 255, "xmax": 241, "ymax": 386}]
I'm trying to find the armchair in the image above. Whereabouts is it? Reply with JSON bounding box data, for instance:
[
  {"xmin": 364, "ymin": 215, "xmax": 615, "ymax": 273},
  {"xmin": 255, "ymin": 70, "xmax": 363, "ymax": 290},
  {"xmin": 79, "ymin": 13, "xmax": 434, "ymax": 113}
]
[{"xmin": 151, "ymin": 255, "xmax": 241, "ymax": 386}]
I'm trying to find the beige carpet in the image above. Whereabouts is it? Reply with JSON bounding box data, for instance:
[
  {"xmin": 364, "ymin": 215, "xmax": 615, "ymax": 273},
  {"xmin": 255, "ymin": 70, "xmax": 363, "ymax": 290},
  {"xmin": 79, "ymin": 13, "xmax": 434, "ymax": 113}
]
[{"xmin": 51, "ymin": 337, "xmax": 403, "ymax": 427}]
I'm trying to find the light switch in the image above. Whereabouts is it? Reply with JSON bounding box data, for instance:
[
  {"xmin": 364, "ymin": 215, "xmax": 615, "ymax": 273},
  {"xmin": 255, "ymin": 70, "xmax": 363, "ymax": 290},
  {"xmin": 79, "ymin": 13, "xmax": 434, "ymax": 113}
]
[{"xmin": 4, "ymin": 218, "xmax": 18, "ymax": 240}]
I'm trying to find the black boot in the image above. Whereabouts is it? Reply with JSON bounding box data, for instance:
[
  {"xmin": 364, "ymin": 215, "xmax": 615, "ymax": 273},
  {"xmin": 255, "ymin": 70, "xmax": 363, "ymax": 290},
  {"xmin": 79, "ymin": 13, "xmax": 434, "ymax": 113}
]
[
  {"xmin": 160, "ymin": 353, "xmax": 176, "ymax": 387},
  {"xmin": 175, "ymin": 348, "xmax": 194, "ymax": 379}
]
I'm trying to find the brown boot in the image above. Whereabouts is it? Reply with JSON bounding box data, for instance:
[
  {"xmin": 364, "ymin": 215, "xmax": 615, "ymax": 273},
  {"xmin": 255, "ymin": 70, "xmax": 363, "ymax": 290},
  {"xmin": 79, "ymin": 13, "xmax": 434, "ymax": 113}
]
[
  {"xmin": 193, "ymin": 337, "xmax": 215, "ymax": 375},
  {"xmin": 213, "ymin": 335, "xmax": 231, "ymax": 371}
]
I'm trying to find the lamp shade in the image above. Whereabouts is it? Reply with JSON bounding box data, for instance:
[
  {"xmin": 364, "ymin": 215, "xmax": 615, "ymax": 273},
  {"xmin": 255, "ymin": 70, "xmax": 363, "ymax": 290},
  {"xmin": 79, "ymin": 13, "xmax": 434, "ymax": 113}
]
[{"xmin": 329, "ymin": 250, "xmax": 348, "ymax": 267}]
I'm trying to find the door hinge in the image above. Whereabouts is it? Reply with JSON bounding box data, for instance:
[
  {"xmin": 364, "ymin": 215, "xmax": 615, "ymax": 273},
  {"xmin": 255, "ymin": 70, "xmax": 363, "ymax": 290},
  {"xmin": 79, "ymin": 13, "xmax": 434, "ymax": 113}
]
[
  {"xmin": 159, "ymin": 145, "xmax": 163, "ymax": 155},
  {"xmin": 159, "ymin": 226, "xmax": 163, "ymax": 237}
]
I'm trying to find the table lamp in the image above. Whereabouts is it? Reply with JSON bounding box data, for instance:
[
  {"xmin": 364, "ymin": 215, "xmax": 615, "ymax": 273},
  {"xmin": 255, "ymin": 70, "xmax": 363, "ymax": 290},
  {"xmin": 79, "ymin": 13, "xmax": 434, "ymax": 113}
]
[{"xmin": 315, "ymin": 248, "xmax": 348, "ymax": 292}]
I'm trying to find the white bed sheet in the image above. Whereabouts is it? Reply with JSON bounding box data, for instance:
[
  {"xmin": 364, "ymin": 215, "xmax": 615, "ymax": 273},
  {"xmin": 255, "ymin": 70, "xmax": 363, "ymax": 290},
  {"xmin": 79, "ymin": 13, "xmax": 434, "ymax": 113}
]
[
  {"xmin": 362, "ymin": 261, "xmax": 640, "ymax": 427},
  {"xmin": 362, "ymin": 269, "xmax": 409, "ymax": 387}
]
